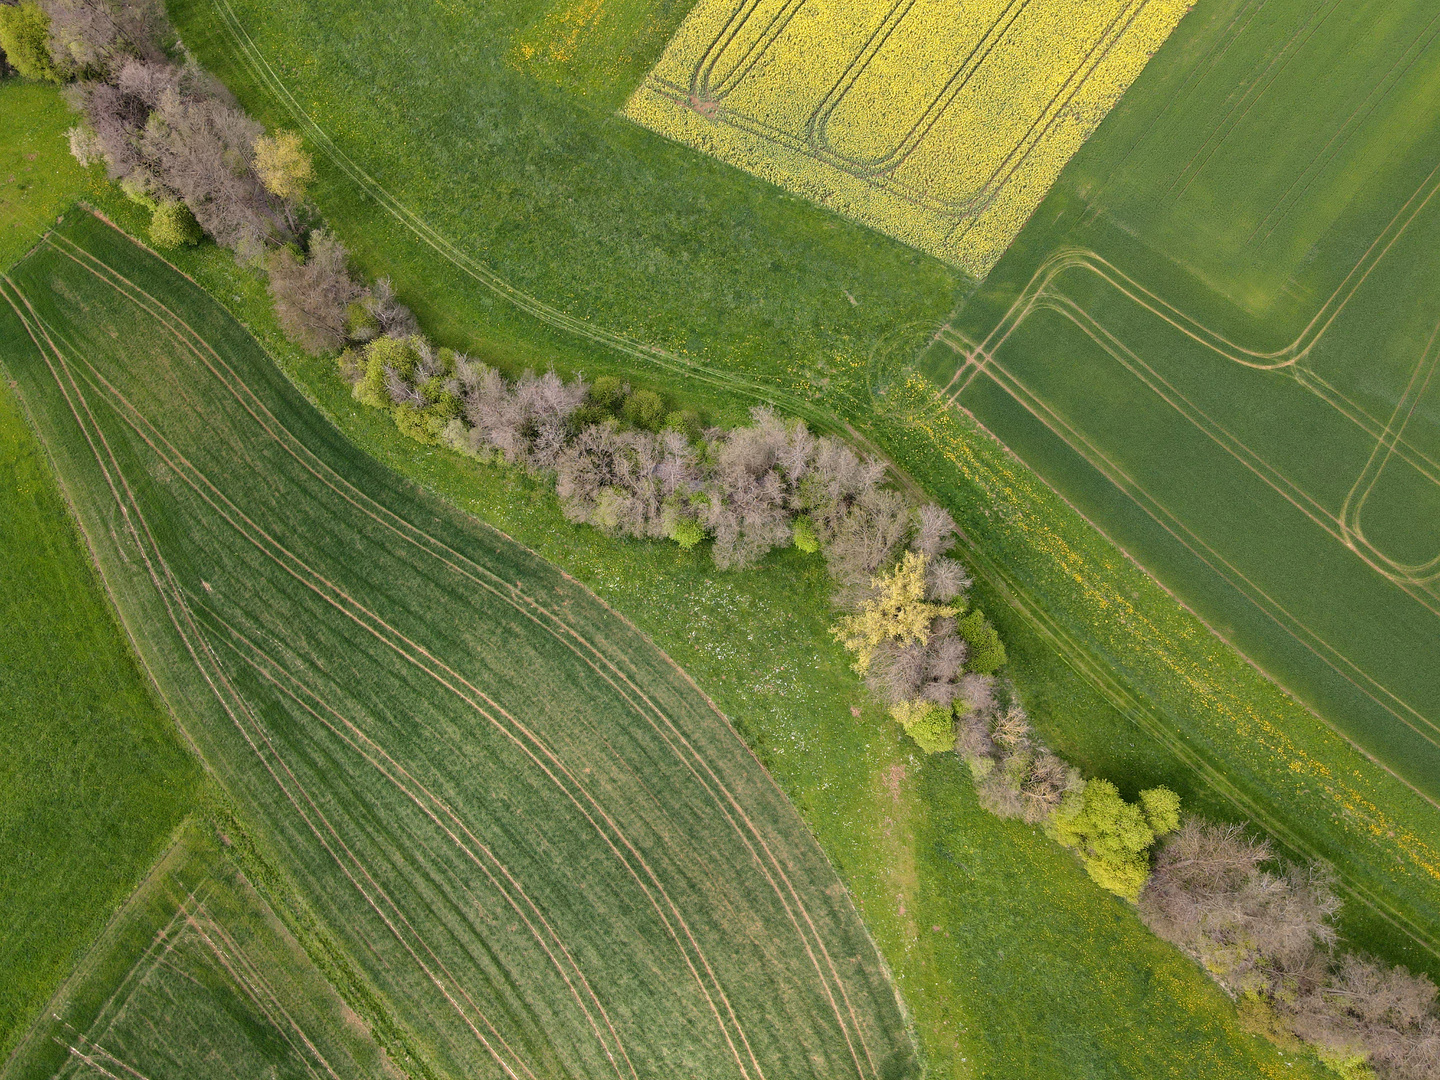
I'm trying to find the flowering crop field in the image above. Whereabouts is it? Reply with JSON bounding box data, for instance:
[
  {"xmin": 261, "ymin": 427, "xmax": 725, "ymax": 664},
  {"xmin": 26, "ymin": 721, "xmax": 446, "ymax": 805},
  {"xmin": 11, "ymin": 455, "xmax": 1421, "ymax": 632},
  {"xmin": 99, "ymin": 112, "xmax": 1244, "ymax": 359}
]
[{"xmin": 624, "ymin": 0, "xmax": 1190, "ymax": 278}]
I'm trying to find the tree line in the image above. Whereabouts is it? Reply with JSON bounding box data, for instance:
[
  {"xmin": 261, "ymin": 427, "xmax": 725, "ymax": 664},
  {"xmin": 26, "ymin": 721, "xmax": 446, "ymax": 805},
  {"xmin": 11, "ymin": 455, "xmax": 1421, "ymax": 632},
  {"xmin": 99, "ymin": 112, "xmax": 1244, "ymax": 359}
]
[{"xmin": 3, "ymin": 2, "xmax": 1438, "ymax": 1074}]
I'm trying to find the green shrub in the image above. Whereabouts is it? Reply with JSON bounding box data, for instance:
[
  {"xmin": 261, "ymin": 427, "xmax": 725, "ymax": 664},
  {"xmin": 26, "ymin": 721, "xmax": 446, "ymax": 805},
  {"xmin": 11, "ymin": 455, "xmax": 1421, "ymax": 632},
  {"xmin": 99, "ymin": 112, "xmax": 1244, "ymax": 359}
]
[
  {"xmin": 570, "ymin": 403, "xmax": 611, "ymax": 431},
  {"xmin": 149, "ymin": 202, "xmax": 202, "ymax": 248},
  {"xmin": 363, "ymin": 335, "xmax": 418, "ymax": 381},
  {"xmin": 792, "ymin": 515, "xmax": 819, "ymax": 554},
  {"xmin": 622, "ymin": 388, "xmax": 665, "ymax": 431},
  {"xmin": 428, "ymin": 391, "xmax": 462, "ymax": 421},
  {"xmin": 957, "ymin": 607, "xmax": 1006, "ymax": 674},
  {"xmin": 354, "ymin": 355, "xmax": 390, "ymax": 409},
  {"xmin": 667, "ymin": 515, "xmax": 706, "ymax": 551},
  {"xmin": 662, "ymin": 409, "xmax": 702, "ymax": 441},
  {"xmin": 588, "ymin": 375, "xmax": 626, "ymax": 413},
  {"xmin": 890, "ymin": 701, "xmax": 955, "ymax": 754},
  {"xmin": 120, "ymin": 175, "xmax": 158, "ymax": 211},
  {"xmin": 393, "ymin": 405, "xmax": 437, "ymax": 444},
  {"xmin": 345, "ymin": 300, "xmax": 380, "ymax": 342},
  {"xmin": 0, "ymin": 3, "xmax": 60, "ymax": 83},
  {"xmin": 1049, "ymin": 779, "xmax": 1180, "ymax": 901}
]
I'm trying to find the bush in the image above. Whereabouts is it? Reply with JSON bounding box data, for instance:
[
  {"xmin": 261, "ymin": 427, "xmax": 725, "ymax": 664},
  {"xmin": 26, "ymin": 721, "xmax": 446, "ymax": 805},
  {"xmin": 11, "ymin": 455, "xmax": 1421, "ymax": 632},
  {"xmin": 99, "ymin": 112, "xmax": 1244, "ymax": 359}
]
[
  {"xmin": 345, "ymin": 300, "xmax": 380, "ymax": 342},
  {"xmin": 148, "ymin": 201, "xmax": 202, "ymax": 248},
  {"xmin": 667, "ymin": 515, "xmax": 706, "ymax": 551},
  {"xmin": 622, "ymin": 388, "xmax": 665, "ymax": 431},
  {"xmin": 662, "ymin": 408, "xmax": 702, "ymax": 441},
  {"xmin": 253, "ymin": 129, "xmax": 313, "ymax": 202},
  {"xmin": 266, "ymin": 229, "xmax": 363, "ymax": 355},
  {"xmin": 956, "ymin": 608, "xmax": 1006, "ymax": 674},
  {"xmin": 792, "ymin": 515, "xmax": 820, "ymax": 554},
  {"xmin": 0, "ymin": 3, "xmax": 60, "ymax": 82},
  {"xmin": 1050, "ymin": 779, "xmax": 1180, "ymax": 901},
  {"xmin": 588, "ymin": 375, "xmax": 626, "ymax": 413},
  {"xmin": 890, "ymin": 701, "xmax": 954, "ymax": 754}
]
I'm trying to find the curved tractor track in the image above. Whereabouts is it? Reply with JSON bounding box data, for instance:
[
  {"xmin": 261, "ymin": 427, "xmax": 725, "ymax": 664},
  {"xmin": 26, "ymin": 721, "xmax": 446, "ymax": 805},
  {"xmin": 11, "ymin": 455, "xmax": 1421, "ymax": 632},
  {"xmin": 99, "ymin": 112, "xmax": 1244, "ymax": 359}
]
[{"xmin": 0, "ymin": 213, "xmax": 920, "ymax": 1080}]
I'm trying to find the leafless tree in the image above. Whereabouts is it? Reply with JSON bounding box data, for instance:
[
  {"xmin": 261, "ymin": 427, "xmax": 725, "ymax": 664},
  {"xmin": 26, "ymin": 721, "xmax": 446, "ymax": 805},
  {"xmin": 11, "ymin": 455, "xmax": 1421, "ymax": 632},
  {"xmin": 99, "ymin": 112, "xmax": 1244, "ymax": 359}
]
[
  {"xmin": 44, "ymin": 0, "xmax": 167, "ymax": 78},
  {"xmin": 911, "ymin": 503, "xmax": 957, "ymax": 557},
  {"xmin": 266, "ymin": 228, "xmax": 362, "ymax": 354},
  {"xmin": 362, "ymin": 276, "xmax": 419, "ymax": 339},
  {"xmin": 924, "ymin": 555, "xmax": 971, "ymax": 603}
]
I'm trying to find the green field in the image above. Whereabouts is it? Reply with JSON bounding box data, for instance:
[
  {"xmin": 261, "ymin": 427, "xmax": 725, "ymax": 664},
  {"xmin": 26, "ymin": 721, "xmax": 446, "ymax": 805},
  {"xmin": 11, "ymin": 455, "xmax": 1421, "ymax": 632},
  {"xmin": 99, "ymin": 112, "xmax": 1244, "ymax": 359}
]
[
  {"xmin": 0, "ymin": 304, "xmax": 199, "ymax": 1063},
  {"xmin": 0, "ymin": 210, "xmax": 1336, "ymax": 1079},
  {"xmin": 165, "ymin": 0, "xmax": 1440, "ymax": 977},
  {"xmin": 922, "ymin": 0, "xmax": 1440, "ymax": 819},
  {"xmin": 0, "ymin": 214, "xmax": 922, "ymax": 1080},
  {"xmin": 3, "ymin": 817, "xmax": 393, "ymax": 1080},
  {"xmin": 0, "ymin": 77, "xmax": 203, "ymax": 1064}
]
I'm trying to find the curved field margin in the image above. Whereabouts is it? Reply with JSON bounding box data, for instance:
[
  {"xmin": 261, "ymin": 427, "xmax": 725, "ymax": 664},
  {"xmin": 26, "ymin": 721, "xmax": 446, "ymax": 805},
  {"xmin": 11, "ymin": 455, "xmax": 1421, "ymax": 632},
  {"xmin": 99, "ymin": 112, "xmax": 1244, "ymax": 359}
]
[{"xmin": 0, "ymin": 212, "xmax": 920, "ymax": 1080}]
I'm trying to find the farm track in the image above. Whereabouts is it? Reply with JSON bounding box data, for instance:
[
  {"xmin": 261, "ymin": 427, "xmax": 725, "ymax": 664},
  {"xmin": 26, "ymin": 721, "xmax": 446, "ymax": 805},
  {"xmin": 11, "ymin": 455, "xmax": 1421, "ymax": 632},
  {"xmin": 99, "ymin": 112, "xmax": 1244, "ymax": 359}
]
[{"xmin": 0, "ymin": 216, "xmax": 918, "ymax": 1080}]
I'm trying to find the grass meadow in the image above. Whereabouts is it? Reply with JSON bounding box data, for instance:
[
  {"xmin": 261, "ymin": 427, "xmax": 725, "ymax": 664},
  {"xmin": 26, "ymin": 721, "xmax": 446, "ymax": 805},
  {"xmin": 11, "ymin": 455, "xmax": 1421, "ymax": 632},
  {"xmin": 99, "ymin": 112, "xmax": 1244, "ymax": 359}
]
[
  {"xmin": 0, "ymin": 81, "xmax": 95, "ymax": 270},
  {"xmin": 164, "ymin": 0, "xmax": 1440, "ymax": 983},
  {"xmin": 0, "ymin": 210, "xmax": 1337, "ymax": 1079},
  {"xmin": 0, "ymin": 214, "xmax": 933, "ymax": 1080},
  {"xmin": 2, "ymin": 816, "xmax": 394, "ymax": 1080}
]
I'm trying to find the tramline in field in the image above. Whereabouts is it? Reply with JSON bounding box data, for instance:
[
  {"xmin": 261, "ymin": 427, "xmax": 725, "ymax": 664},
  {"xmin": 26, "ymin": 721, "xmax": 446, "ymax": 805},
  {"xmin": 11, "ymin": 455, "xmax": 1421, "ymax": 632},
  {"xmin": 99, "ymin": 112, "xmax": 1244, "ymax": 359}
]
[
  {"xmin": 925, "ymin": 0, "xmax": 1440, "ymax": 802},
  {"xmin": 0, "ymin": 213, "xmax": 919, "ymax": 1080},
  {"xmin": 625, "ymin": 0, "xmax": 1190, "ymax": 276}
]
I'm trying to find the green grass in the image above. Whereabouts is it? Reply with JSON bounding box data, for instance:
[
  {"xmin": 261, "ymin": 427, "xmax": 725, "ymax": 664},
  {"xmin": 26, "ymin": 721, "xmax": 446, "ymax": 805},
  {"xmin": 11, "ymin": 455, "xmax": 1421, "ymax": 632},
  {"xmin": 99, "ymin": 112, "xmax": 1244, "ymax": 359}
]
[
  {"xmin": 2, "ymin": 814, "xmax": 394, "ymax": 1080},
  {"xmin": 0, "ymin": 79, "xmax": 96, "ymax": 270},
  {"xmin": 162, "ymin": 0, "xmax": 1440, "ymax": 978},
  {"xmin": 23, "ymin": 206, "xmax": 1344, "ymax": 1078},
  {"xmin": 0, "ymin": 213, "xmax": 929, "ymax": 1080},
  {"xmin": 0, "ymin": 330, "xmax": 200, "ymax": 1061}
]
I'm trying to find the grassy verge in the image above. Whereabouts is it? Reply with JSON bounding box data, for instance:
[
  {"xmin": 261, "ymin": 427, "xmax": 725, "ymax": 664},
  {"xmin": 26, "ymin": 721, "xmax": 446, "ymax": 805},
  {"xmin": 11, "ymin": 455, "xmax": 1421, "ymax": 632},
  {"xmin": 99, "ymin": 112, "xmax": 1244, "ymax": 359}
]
[{"xmin": 0, "ymin": 80, "xmax": 98, "ymax": 270}]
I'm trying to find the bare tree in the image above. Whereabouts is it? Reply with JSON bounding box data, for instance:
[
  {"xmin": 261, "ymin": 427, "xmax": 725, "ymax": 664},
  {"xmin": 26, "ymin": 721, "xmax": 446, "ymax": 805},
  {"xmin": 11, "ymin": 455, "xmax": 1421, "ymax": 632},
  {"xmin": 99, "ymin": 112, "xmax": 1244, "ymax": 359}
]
[
  {"xmin": 44, "ymin": 0, "xmax": 167, "ymax": 78},
  {"xmin": 911, "ymin": 503, "xmax": 957, "ymax": 557},
  {"xmin": 266, "ymin": 229, "xmax": 362, "ymax": 354}
]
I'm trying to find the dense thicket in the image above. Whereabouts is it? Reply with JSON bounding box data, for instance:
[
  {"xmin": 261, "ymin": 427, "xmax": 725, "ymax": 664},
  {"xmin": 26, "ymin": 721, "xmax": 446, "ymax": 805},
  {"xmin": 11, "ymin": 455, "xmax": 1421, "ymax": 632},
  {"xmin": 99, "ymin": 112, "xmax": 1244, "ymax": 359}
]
[{"xmin": 1142, "ymin": 820, "xmax": 1440, "ymax": 1078}]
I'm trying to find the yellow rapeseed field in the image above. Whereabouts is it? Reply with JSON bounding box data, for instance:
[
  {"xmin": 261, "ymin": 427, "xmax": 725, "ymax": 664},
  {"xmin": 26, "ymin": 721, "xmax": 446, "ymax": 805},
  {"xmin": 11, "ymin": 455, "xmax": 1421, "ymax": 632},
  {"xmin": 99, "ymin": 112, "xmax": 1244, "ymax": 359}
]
[{"xmin": 624, "ymin": 0, "xmax": 1190, "ymax": 278}]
